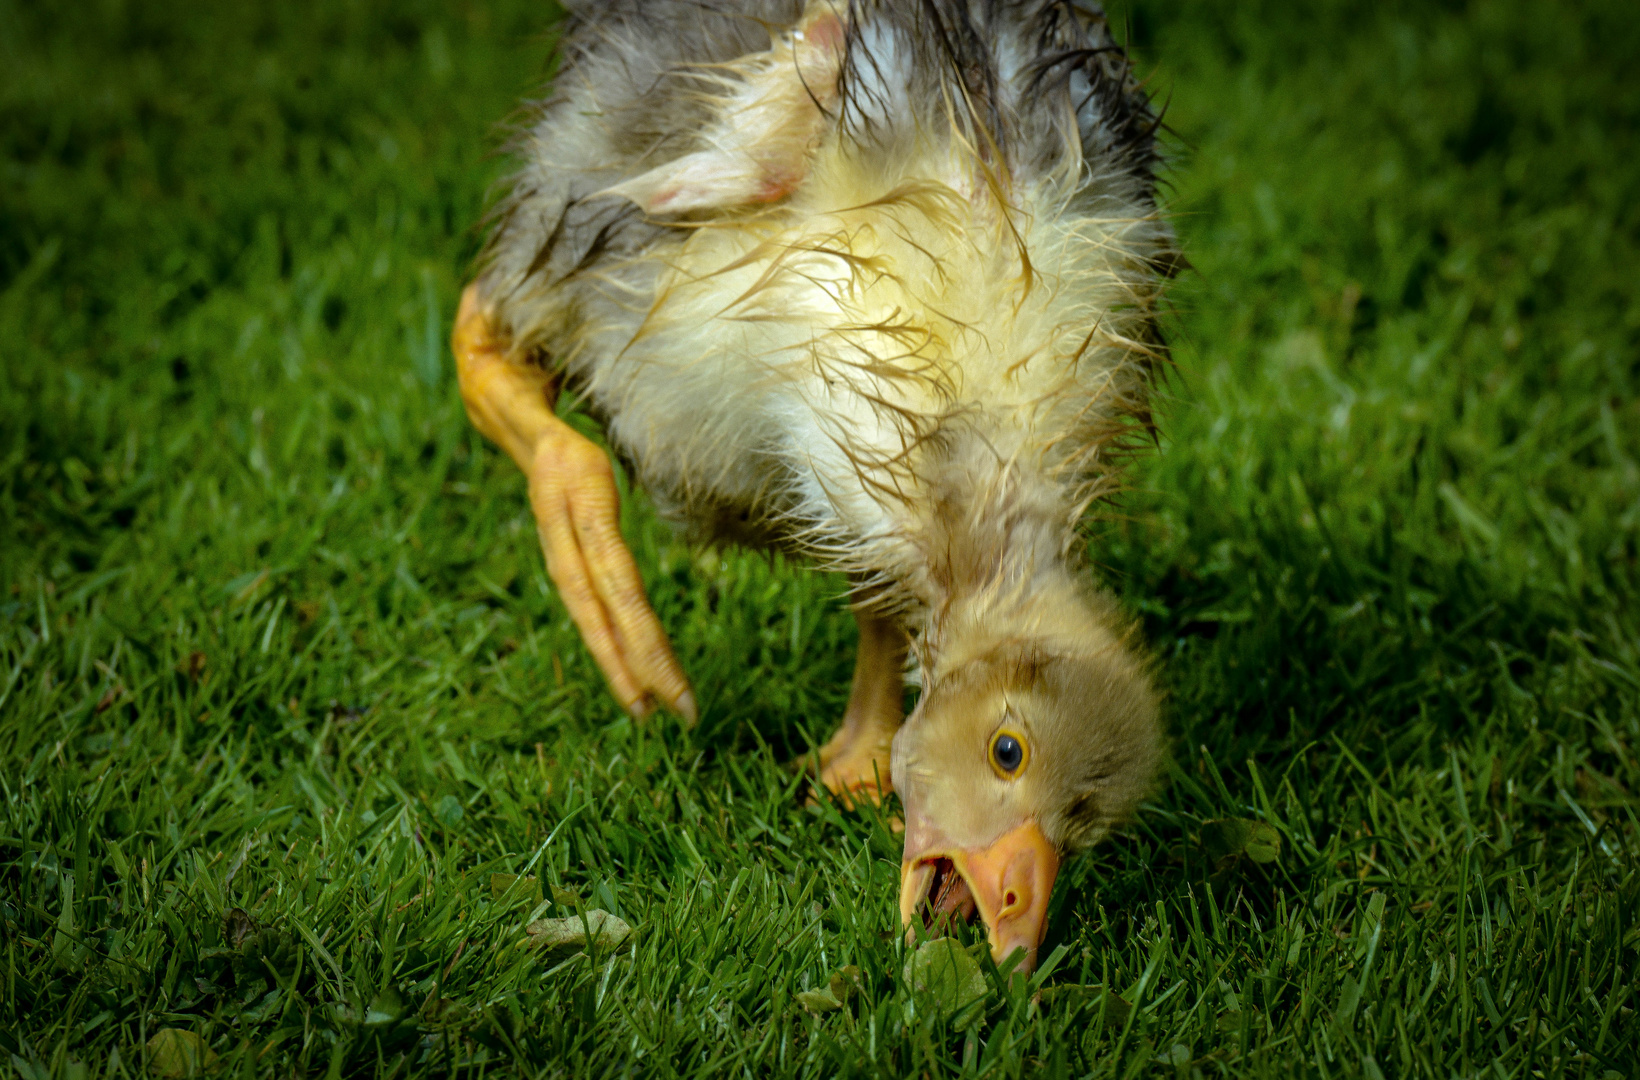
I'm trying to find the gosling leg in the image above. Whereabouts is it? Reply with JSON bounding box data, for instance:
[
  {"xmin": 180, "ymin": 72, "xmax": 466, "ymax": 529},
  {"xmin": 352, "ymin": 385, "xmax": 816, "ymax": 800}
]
[
  {"xmin": 453, "ymin": 284, "xmax": 695, "ymax": 723},
  {"xmin": 816, "ymin": 606, "xmax": 908, "ymax": 804}
]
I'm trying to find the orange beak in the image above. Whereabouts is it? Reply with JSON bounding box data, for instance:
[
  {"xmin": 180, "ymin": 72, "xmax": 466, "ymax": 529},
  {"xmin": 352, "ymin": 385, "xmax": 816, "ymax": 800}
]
[{"xmin": 899, "ymin": 819, "xmax": 1061, "ymax": 973}]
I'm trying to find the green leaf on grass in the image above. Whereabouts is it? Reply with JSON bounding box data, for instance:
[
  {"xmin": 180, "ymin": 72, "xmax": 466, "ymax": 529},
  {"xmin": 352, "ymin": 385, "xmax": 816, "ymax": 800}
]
[
  {"xmin": 1201, "ymin": 818, "xmax": 1282, "ymax": 865},
  {"xmin": 795, "ymin": 986, "xmax": 844, "ymax": 1012},
  {"xmin": 145, "ymin": 1030, "xmax": 217, "ymax": 1077},
  {"xmin": 365, "ymin": 985, "xmax": 408, "ymax": 1028},
  {"xmin": 240, "ymin": 989, "xmax": 282, "ymax": 1025},
  {"xmin": 490, "ymin": 873, "xmax": 542, "ymax": 908},
  {"xmin": 435, "ymin": 796, "xmax": 464, "ymax": 826},
  {"xmin": 903, "ymin": 938, "xmax": 987, "ymax": 1027},
  {"xmin": 1219, "ymin": 1007, "xmax": 1264, "ymax": 1033},
  {"xmin": 1036, "ymin": 983, "xmax": 1133, "ymax": 1028},
  {"xmin": 229, "ymin": 924, "xmax": 297, "ymax": 985},
  {"xmin": 795, "ymin": 965, "xmax": 862, "ymax": 1014},
  {"xmin": 830, "ymin": 965, "xmax": 862, "ymax": 997}
]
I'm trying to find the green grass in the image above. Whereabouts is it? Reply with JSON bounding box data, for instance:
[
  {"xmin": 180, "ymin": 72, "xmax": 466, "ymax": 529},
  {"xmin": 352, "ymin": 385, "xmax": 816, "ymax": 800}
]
[{"xmin": 2, "ymin": 0, "xmax": 1637, "ymax": 1075}]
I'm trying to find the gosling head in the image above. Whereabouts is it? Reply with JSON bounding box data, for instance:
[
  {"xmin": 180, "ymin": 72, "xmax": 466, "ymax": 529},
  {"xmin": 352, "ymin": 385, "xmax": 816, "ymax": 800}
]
[{"xmin": 891, "ymin": 586, "xmax": 1162, "ymax": 973}]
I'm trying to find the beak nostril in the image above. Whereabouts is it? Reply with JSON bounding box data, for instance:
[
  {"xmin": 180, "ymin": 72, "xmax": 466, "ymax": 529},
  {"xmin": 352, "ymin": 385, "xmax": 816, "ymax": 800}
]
[{"xmin": 1004, "ymin": 890, "xmax": 1018, "ymax": 910}]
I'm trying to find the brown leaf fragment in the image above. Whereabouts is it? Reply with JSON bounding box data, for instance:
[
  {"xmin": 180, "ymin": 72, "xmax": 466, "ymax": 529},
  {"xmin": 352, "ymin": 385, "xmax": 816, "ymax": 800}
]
[
  {"xmin": 95, "ymin": 683, "xmax": 127, "ymax": 713},
  {"xmin": 222, "ymin": 908, "xmax": 257, "ymax": 949},
  {"xmin": 420, "ymin": 996, "xmax": 475, "ymax": 1025},
  {"xmin": 179, "ymin": 652, "xmax": 207, "ymax": 683}
]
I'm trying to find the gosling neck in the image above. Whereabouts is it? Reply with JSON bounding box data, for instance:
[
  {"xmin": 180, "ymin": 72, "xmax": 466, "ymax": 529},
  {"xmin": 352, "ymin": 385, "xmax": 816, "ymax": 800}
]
[{"xmin": 911, "ymin": 483, "xmax": 1092, "ymax": 683}]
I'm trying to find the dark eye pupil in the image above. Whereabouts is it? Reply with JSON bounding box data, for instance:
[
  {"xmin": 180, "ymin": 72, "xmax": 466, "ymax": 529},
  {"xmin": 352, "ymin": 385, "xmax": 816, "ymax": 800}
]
[{"xmin": 993, "ymin": 735, "xmax": 1023, "ymax": 772}]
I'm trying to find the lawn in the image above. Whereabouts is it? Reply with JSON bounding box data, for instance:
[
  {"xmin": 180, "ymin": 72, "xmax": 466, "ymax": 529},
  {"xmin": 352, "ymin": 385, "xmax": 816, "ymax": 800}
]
[{"xmin": 2, "ymin": 0, "xmax": 1637, "ymax": 1075}]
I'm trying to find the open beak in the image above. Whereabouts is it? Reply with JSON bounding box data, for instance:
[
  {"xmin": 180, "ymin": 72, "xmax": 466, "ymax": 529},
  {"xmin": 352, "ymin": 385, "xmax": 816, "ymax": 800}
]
[{"xmin": 898, "ymin": 819, "xmax": 1061, "ymax": 973}]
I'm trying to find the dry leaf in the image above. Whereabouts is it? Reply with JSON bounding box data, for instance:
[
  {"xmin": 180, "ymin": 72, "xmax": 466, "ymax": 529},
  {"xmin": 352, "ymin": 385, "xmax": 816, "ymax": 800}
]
[
  {"xmin": 524, "ymin": 909, "xmax": 632, "ymax": 957},
  {"xmin": 179, "ymin": 652, "xmax": 208, "ymax": 684},
  {"xmin": 222, "ymin": 908, "xmax": 256, "ymax": 949}
]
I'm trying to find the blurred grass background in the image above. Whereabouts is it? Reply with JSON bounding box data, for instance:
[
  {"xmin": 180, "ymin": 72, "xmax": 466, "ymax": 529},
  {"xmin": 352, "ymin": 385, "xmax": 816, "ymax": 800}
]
[{"xmin": 1, "ymin": 0, "xmax": 1637, "ymax": 1075}]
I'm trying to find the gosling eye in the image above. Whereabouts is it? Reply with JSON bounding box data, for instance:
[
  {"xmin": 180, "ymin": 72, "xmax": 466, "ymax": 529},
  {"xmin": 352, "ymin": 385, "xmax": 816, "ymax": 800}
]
[{"xmin": 991, "ymin": 732, "xmax": 1025, "ymax": 775}]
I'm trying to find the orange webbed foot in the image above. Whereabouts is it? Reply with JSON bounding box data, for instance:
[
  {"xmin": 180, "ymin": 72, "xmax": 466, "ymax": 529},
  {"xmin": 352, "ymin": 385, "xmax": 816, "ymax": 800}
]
[
  {"xmin": 818, "ymin": 730, "xmax": 895, "ymax": 808},
  {"xmin": 802, "ymin": 603, "xmax": 909, "ymax": 810}
]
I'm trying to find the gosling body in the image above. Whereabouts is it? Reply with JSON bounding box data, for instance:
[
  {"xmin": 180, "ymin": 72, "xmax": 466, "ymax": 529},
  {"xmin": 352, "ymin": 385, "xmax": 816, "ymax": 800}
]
[{"xmin": 459, "ymin": 0, "xmax": 1177, "ymax": 970}]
